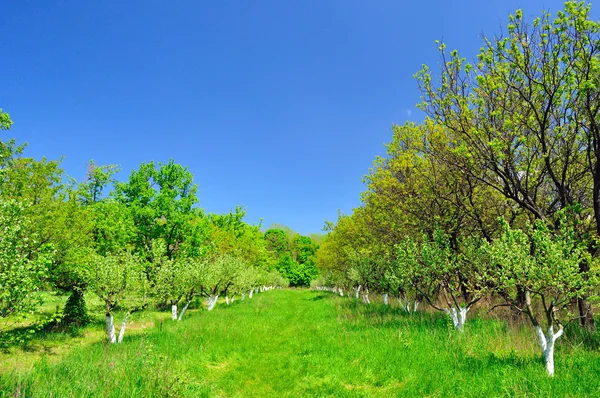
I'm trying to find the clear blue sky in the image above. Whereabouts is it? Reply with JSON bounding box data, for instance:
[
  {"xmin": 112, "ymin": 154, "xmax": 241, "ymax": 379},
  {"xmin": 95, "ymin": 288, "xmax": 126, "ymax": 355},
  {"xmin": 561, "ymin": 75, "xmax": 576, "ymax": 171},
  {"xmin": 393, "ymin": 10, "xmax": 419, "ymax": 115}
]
[{"xmin": 1, "ymin": 0, "xmax": 581, "ymax": 235}]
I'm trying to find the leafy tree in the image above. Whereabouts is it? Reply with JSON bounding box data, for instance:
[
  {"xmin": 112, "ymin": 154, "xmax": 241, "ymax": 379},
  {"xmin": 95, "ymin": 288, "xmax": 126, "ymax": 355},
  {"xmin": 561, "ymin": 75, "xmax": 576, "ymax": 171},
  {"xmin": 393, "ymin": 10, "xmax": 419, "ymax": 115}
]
[
  {"xmin": 152, "ymin": 241, "xmax": 207, "ymax": 320},
  {"xmin": 202, "ymin": 254, "xmax": 245, "ymax": 310},
  {"xmin": 0, "ymin": 200, "xmax": 53, "ymax": 323},
  {"xmin": 0, "ymin": 157, "xmax": 95, "ymax": 326},
  {"xmin": 115, "ymin": 160, "xmax": 198, "ymax": 261},
  {"xmin": 487, "ymin": 220, "xmax": 595, "ymax": 376},
  {"xmin": 89, "ymin": 251, "xmax": 149, "ymax": 343},
  {"xmin": 416, "ymin": 2, "xmax": 599, "ymax": 328}
]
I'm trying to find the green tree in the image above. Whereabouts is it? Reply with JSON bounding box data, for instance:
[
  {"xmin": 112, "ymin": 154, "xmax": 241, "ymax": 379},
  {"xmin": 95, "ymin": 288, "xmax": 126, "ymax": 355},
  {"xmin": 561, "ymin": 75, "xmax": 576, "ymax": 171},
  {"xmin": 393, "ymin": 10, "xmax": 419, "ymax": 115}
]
[
  {"xmin": 0, "ymin": 200, "xmax": 53, "ymax": 324},
  {"xmin": 89, "ymin": 251, "xmax": 149, "ymax": 343},
  {"xmin": 115, "ymin": 160, "xmax": 198, "ymax": 261},
  {"xmin": 416, "ymin": 2, "xmax": 599, "ymax": 328},
  {"xmin": 487, "ymin": 220, "xmax": 595, "ymax": 376}
]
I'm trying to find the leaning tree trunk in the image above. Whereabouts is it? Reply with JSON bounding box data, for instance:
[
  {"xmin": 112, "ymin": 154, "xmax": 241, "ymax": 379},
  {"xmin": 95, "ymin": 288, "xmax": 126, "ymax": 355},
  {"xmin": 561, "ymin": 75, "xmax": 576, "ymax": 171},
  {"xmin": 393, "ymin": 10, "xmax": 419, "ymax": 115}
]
[
  {"xmin": 177, "ymin": 301, "xmax": 190, "ymax": 321},
  {"xmin": 207, "ymin": 294, "xmax": 219, "ymax": 311},
  {"xmin": 117, "ymin": 312, "xmax": 131, "ymax": 343}
]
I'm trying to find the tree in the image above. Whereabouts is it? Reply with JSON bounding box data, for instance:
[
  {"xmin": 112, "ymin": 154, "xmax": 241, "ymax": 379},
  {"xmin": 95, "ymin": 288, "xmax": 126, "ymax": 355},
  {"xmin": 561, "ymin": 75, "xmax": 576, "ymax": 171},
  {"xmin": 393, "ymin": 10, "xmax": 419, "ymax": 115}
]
[
  {"xmin": 0, "ymin": 200, "xmax": 53, "ymax": 324},
  {"xmin": 152, "ymin": 241, "xmax": 207, "ymax": 321},
  {"xmin": 487, "ymin": 219, "xmax": 594, "ymax": 376},
  {"xmin": 416, "ymin": 2, "xmax": 599, "ymax": 328},
  {"xmin": 395, "ymin": 230, "xmax": 490, "ymax": 330},
  {"xmin": 89, "ymin": 251, "xmax": 148, "ymax": 343},
  {"xmin": 202, "ymin": 254, "xmax": 245, "ymax": 310},
  {"xmin": 115, "ymin": 160, "xmax": 198, "ymax": 261},
  {"xmin": 0, "ymin": 157, "xmax": 95, "ymax": 326}
]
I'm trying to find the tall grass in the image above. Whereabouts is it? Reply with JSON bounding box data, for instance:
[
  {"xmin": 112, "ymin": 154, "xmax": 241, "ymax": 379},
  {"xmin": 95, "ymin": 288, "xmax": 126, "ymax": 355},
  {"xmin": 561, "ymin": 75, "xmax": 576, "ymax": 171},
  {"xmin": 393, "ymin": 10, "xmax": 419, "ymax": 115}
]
[{"xmin": 2, "ymin": 290, "xmax": 600, "ymax": 397}]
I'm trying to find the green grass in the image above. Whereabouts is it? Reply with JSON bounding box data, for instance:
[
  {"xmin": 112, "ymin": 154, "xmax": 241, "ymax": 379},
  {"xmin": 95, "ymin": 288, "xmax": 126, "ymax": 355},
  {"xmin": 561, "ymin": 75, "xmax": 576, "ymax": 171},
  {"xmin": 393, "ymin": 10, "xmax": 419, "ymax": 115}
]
[{"xmin": 2, "ymin": 290, "xmax": 600, "ymax": 397}]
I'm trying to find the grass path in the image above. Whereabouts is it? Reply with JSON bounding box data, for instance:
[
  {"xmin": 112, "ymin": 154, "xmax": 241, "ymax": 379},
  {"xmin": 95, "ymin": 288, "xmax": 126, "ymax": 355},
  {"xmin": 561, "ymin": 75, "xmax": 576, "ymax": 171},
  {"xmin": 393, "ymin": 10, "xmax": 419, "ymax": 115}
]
[{"xmin": 2, "ymin": 289, "xmax": 600, "ymax": 397}]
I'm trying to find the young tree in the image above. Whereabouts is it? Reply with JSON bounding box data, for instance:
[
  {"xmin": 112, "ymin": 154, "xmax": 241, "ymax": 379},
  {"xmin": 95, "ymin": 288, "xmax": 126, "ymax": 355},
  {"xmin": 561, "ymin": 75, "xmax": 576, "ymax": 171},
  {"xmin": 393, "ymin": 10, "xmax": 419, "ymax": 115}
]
[
  {"xmin": 89, "ymin": 251, "xmax": 149, "ymax": 343},
  {"xmin": 153, "ymin": 241, "xmax": 207, "ymax": 320},
  {"xmin": 488, "ymin": 220, "xmax": 595, "ymax": 376},
  {"xmin": 202, "ymin": 254, "xmax": 245, "ymax": 310},
  {"xmin": 395, "ymin": 230, "xmax": 490, "ymax": 330}
]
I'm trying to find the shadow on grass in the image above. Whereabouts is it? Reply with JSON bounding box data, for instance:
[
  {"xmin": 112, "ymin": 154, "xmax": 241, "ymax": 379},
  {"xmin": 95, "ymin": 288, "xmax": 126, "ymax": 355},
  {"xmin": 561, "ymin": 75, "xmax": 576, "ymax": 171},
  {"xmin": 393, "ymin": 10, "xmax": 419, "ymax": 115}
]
[{"xmin": 459, "ymin": 351, "xmax": 536, "ymax": 372}]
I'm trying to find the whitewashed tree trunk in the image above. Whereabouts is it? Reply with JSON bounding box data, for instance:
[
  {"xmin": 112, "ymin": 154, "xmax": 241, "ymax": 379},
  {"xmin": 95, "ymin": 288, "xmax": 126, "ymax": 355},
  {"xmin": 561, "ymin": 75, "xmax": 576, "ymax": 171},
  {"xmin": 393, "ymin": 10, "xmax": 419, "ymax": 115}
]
[
  {"xmin": 241, "ymin": 293, "xmax": 246, "ymax": 300},
  {"xmin": 171, "ymin": 304, "xmax": 178, "ymax": 321},
  {"xmin": 339, "ymin": 288, "xmax": 343, "ymax": 297},
  {"xmin": 117, "ymin": 313, "xmax": 130, "ymax": 343},
  {"xmin": 106, "ymin": 314, "xmax": 116, "ymax": 344},
  {"xmin": 362, "ymin": 288, "xmax": 370, "ymax": 304},
  {"xmin": 225, "ymin": 296, "xmax": 230, "ymax": 305},
  {"xmin": 255, "ymin": 287, "xmax": 259, "ymax": 294},
  {"xmin": 178, "ymin": 301, "xmax": 190, "ymax": 321},
  {"xmin": 231, "ymin": 296, "xmax": 235, "ymax": 303},
  {"xmin": 207, "ymin": 294, "xmax": 219, "ymax": 311},
  {"xmin": 445, "ymin": 306, "xmax": 469, "ymax": 330},
  {"xmin": 383, "ymin": 293, "xmax": 389, "ymax": 306},
  {"xmin": 534, "ymin": 324, "xmax": 563, "ymax": 376},
  {"xmin": 354, "ymin": 285, "xmax": 361, "ymax": 299},
  {"xmin": 249, "ymin": 289, "xmax": 254, "ymax": 299}
]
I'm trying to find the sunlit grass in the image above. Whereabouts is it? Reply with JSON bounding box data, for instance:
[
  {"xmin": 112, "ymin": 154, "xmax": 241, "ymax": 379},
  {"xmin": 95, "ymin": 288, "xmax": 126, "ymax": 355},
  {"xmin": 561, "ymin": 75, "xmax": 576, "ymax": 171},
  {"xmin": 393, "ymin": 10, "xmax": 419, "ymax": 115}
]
[{"xmin": 2, "ymin": 290, "xmax": 600, "ymax": 396}]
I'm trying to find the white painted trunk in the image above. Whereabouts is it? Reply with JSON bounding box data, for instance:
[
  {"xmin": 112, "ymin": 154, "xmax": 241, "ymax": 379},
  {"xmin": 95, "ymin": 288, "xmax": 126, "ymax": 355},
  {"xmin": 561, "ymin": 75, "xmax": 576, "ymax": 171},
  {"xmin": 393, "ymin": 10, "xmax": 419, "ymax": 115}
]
[
  {"xmin": 178, "ymin": 302, "xmax": 190, "ymax": 321},
  {"xmin": 255, "ymin": 287, "xmax": 259, "ymax": 294},
  {"xmin": 383, "ymin": 293, "xmax": 389, "ymax": 306},
  {"xmin": 231, "ymin": 296, "xmax": 235, "ymax": 303},
  {"xmin": 249, "ymin": 289, "xmax": 254, "ymax": 299},
  {"xmin": 354, "ymin": 285, "xmax": 361, "ymax": 299},
  {"xmin": 171, "ymin": 304, "xmax": 178, "ymax": 321},
  {"xmin": 534, "ymin": 325, "xmax": 563, "ymax": 376},
  {"xmin": 241, "ymin": 293, "xmax": 246, "ymax": 300},
  {"xmin": 339, "ymin": 288, "xmax": 343, "ymax": 297},
  {"xmin": 117, "ymin": 313, "xmax": 130, "ymax": 343},
  {"xmin": 445, "ymin": 306, "xmax": 469, "ymax": 330},
  {"xmin": 106, "ymin": 314, "xmax": 116, "ymax": 344},
  {"xmin": 362, "ymin": 289, "xmax": 370, "ymax": 304},
  {"xmin": 225, "ymin": 296, "xmax": 230, "ymax": 305},
  {"xmin": 207, "ymin": 294, "xmax": 219, "ymax": 311}
]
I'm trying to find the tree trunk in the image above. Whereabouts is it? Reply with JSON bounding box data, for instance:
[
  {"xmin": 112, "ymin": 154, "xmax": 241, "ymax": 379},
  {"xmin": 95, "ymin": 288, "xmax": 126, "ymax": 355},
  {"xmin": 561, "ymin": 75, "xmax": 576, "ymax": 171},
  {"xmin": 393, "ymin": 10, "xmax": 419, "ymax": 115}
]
[
  {"xmin": 249, "ymin": 289, "xmax": 253, "ymax": 299},
  {"xmin": 383, "ymin": 293, "xmax": 389, "ymax": 306},
  {"xmin": 445, "ymin": 306, "xmax": 469, "ymax": 331},
  {"xmin": 177, "ymin": 301, "xmax": 190, "ymax": 321},
  {"xmin": 207, "ymin": 294, "xmax": 219, "ymax": 311},
  {"xmin": 577, "ymin": 260, "xmax": 595, "ymax": 330},
  {"xmin": 106, "ymin": 313, "xmax": 116, "ymax": 344},
  {"xmin": 171, "ymin": 304, "xmax": 178, "ymax": 321},
  {"xmin": 117, "ymin": 313, "xmax": 130, "ymax": 343},
  {"xmin": 534, "ymin": 324, "xmax": 563, "ymax": 376}
]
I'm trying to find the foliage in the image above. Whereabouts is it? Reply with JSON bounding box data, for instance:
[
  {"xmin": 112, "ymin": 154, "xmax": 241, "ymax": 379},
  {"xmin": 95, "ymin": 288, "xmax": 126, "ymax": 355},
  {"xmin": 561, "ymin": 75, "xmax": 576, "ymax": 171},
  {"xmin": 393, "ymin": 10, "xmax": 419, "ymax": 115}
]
[{"xmin": 0, "ymin": 200, "xmax": 54, "ymax": 320}]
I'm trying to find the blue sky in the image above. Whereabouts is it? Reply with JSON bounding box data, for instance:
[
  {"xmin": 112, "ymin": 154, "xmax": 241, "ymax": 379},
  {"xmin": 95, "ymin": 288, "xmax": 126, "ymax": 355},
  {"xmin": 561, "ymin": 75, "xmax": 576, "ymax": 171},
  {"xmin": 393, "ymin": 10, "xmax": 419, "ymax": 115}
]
[{"xmin": 1, "ymin": 0, "xmax": 581, "ymax": 235}]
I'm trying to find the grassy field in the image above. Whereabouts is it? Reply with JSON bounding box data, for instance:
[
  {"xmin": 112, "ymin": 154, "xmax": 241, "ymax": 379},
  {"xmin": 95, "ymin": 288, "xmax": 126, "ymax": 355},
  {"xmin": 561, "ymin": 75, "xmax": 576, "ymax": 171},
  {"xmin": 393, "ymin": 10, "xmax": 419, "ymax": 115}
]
[{"xmin": 2, "ymin": 289, "xmax": 600, "ymax": 397}]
